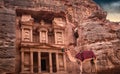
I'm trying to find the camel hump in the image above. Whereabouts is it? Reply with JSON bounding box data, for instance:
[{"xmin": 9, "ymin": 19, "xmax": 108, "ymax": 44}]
[{"xmin": 75, "ymin": 50, "xmax": 96, "ymax": 61}]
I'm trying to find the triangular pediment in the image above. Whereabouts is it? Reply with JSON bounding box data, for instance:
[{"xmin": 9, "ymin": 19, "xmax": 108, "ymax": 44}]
[
  {"xmin": 38, "ymin": 44, "xmax": 55, "ymax": 49},
  {"xmin": 21, "ymin": 42, "xmax": 61, "ymax": 49}
]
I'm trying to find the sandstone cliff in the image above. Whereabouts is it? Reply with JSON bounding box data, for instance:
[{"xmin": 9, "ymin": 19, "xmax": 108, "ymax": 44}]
[{"xmin": 0, "ymin": 1, "xmax": 16, "ymax": 73}]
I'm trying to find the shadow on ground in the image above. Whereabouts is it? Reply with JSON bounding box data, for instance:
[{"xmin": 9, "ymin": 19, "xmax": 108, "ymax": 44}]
[{"xmin": 97, "ymin": 66, "xmax": 120, "ymax": 74}]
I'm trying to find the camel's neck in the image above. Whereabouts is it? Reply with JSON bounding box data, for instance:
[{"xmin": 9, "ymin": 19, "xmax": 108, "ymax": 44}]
[{"xmin": 65, "ymin": 50, "xmax": 77, "ymax": 62}]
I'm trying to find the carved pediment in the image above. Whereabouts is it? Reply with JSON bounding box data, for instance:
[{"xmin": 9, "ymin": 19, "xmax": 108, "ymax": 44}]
[
  {"xmin": 21, "ymin": 15, "xmax": 33, "ymax": 25},
  {"xmin": 21, "ymin": 15, "xmax": 32, "ymax": 22},
  {"xmin": 38, "ymin": 44, "xmax": 53, "ymax": 49},
  {"xmin": 53, "ymin": 18, "xmax": 66, "ymax": 27}
]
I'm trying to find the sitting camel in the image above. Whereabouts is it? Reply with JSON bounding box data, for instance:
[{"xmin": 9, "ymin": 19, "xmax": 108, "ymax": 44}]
[{"xmin": 64, "ymin": 49, "xmax": 97, "ymax": 73}]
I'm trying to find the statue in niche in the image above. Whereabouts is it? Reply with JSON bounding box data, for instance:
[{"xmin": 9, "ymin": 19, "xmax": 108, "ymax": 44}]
[{"xmin": 40, "ymin": 20, "xmax": 45, "ymax": 25}]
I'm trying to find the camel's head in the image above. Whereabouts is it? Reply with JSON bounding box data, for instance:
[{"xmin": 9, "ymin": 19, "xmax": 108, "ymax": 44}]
[
  {"xmin": 61, "ymin": 47, "xmax": 70, "ymax": 53},
  {"xmin": 62, "ymin": 43, "xmax": 74, "ymax": 53},
  {"xmin": 64, "ymin": 49, "xmax": 71, "ymax": 54}
]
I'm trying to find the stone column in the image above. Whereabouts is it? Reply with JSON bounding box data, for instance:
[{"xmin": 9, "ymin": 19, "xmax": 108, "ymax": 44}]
[
  {"xmin": 56, "ymin": 53, "xmax": 59, "ymax": 72},
  {"xmin": 39, "ymin": 31, "xmax": 41, "ymax": 42},
  {"xmin": 63, "ymin": 54, "xmax": 67, "ymax": 71},
  {"xmin": 54, "ymin": 30, "xmax": 57, "ymax": 44},
  {"xmin": 30, "ymin": 52, "xmax": 33, "ymax": 73},
  {"xmin": 21, "ymin": 28, "xmax": 24, "ymax": 41},
  {"xmin": 38, "ymin": 52, "xmax": 41, "ymax": 73},
  {"xmin": 46, "ymin": 31, "xmax": 48, "ymax": 43},
  {"xmin": 62, "ymin": 31, "xmax": 64, "ymax": 44},
  {"xmin": 49, "ymin": 52, "xmax": 53, "ymax": 73},
  {"xmin": 21, "ymin": 51, "xmax": 24, "ymax": 73},
  {"xmin": 30, "ymin": 28, "xmax": 33, "ymax": 42}
]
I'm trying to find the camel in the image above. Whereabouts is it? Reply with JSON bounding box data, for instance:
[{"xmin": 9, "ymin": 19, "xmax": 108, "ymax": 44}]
[{"xmin": 64, "ymin": 49, "xmax": 97, "ymax": 73}]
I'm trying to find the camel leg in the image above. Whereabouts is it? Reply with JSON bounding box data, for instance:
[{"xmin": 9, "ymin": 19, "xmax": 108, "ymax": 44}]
[
  {"xmin": 90, "ymin": 59, "xmax": 97, "ymax": 73},
  {"xmin": 80, "ymin": 62, "xmax": 82, "ymax": 74},
  {"xmin": 92, "ymin": 59, "xmax": 97, "ymax": 73},
  {"xmin": 94, "ymin": 60, "xmax": 97, "ymax": 73}
]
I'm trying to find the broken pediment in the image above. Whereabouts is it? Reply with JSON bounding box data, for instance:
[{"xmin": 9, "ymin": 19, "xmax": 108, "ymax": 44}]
[
  {"xmin": 21, "ymin": 15, "xmax": 33, "ymax": 22},
  {"xmin": 53, "ymin": 18, "xmax": 66, "ymax": 27}
]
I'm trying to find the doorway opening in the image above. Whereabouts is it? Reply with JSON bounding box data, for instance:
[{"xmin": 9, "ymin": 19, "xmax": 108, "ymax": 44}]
[
  {"xmin": 52, "ymin": 53, "xmax": 57, "ymax": 72},
  {"xmin": 33, "ymin": 52, "xmax": 38, "ymax": 73},
  {"xmin": 41, "ymin": 59, "xmax": 47, "ymax": 71},
  {"xmin": 41, "ymin": 52, "xmax": 49, "ymax": 72}
]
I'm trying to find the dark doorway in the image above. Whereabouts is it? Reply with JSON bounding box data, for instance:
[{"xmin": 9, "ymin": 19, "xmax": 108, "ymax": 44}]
[
  {"xmin": 52, "ymin": 53, "xmax": 57, "ymax": 72},
  {"xmin": 41, "ymin": 52, "xmax": 49, "ymax": 72},
  {"xmin": 41, "ymin": 59, "xmax": 47, "ymax": 71},
  {"xmin": 33, "ymin": 52, "xmax": 38, "ymax": 73}
]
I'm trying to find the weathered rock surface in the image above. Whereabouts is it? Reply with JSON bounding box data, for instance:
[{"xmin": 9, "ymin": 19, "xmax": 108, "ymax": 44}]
[
  {"xmin": 0, "ymin": 7, "xmax": 15, "ymax": 73},
  {"xmin": 77, "ymin": 21, "xmax": 120, "ymax": 71}
]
